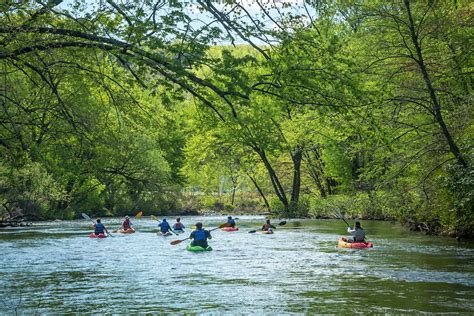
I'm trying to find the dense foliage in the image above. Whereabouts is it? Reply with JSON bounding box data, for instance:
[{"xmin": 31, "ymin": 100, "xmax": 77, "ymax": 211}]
[{"xmin": 0, "ymin": 1, "xmax": 472, "ymax": 237}]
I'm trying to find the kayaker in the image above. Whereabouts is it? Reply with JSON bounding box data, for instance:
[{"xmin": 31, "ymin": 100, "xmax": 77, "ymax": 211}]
[
  {"xmin": 261, "ymin": 219, "xmax": 276, "ymax": 231},
  {"xmin": 227, "ymin": 216, "xmax": 236, "ymax": 228},
  {"xmin": 121, "ymin": 216, "xmax": 132, "ymax": 230},
  {"xmin": 173, "ymin": 217, "xmax": 185, "ymax": 231},
  {"xmin": 159, "ymin": 218, "xmax": 173, "ymax": 234},
  {"xmin": 347, "ymin": 221, "xmax": 366, "ymax": 242},
  {"xmin": 190, "ymin": 222, "xmax": 212, "ymax": 248},
  {"xmin": 93, "ymin": 218, "xmax": 110, "ymax": 236}
]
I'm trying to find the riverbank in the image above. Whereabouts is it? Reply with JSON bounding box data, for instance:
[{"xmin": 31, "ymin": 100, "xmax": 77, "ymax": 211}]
[{"xmin": 3, "ymin": 190, "xmax": 472, "ymax": 239}]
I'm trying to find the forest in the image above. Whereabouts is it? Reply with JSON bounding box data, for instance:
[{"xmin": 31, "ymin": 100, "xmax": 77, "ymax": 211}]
[{"xmin": 0, "ymin": 0, "xmax": 472, "ymax": 238}]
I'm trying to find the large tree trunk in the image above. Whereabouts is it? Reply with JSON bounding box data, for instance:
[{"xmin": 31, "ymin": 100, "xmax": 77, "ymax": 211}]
[
  {"xmin": 404, "ymin": 0, "xmax": 468, "ymax": 168},
  {"xmin": 290, "ymin": 146, "xmax": 302, "ymax": 210},
  {"xmin": 252, "ymin": 145, "xmax": 289, "ymax": 212},
  {"xmin": 230, "ymin": 175, "xmax": 238, "ymax": 205}
]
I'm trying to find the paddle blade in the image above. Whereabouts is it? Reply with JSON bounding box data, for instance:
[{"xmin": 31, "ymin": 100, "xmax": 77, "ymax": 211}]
[
  {"xmin": 332, "ymin": 208, "xmax": 350, "ymax": 227},
  {"xmin": 332, "ymin": 208, "xmax": 343, "ymax": 219},
  {"xmin": 81, "ymin": 213, "xmax": 91, "ymax": 221},
  {"xmin": 218, "ymin": 222, "xmax": 230, "ymax": 228},
  {"xmin": 170, "ymin": 239, "xmax": 183, "ymax": 245},
  {"xmin": 278, "ymin": 221, "xmax": 287, "ymax": 226},
  {"xmin": 112, "ymin": 230, "xmax": 118, "ymax": 233},
  {"xmin": 135, "ymin": 211, "xmax": 143, "ymax": 218},
  {"xmin": 248, "ymin": 230, "xmax": 257, "ymax": 234}
]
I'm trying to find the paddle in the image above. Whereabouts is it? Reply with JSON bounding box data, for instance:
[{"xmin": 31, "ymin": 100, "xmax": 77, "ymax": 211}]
[
  {"xmin": 151, "ymin": 215, "xmax": 177, "ymax": 235},
  {"xmin": 112, "ymin": 211, "xmax": 143, "ymax": 233},
  {"xmin": 170, "ymin": 222, "xmax": 230, "ymax": 245},
  {"xmin": 333, "ymin": 209, "xmax": 369, "ymax": 244},
  {"xmin": 248, "ymin": 220, "xmax": 287, "ymax": 233},
  {"xmin": 332, "ymin": 208, "xmax": 351, "ymax": 228},
  {"xmin": 82, "ymin": 213, "xmax": 113, "ymax": 237}
]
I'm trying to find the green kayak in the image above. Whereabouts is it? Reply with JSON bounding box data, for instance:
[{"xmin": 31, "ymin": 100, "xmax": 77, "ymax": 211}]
[{"xmin": 186, "ymin": 244, "xmax": 213, "ymax": 252}]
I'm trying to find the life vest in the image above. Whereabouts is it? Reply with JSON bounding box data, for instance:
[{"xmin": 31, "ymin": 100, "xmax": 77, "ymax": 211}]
[
  {"xmin": 94, "ymin": 223, "xmax": 105, "ymax": 234},
  {"xmin": 263, "ymin": 223, "xmax": 271, "ymax": 231},
  {"xmin": 122, "ymin": 219, "xmax": 131, "ymax": 229},
  {"xmin": 354, "ymin": 228, "xmax": 366, "ymax": 242},
  {"xmin": 193, "ymin": 229, "xmax": 206, "ymax": 241},
  {"xmin": 173, "ymin": 222, "xmax": 184, "ymax": 230}
]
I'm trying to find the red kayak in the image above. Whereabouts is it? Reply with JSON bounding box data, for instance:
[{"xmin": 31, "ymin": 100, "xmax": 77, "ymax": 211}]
[
  {"xmin": 221, "ymin": 227, "xmax": 239, "ymax": 232},
  {"xmin": 338, "ymin": 237, "xmax": 373, "ymax": 249},
  {"xmin": 89, "ymin": 233, "xmax": 107, "ymax": 238}
]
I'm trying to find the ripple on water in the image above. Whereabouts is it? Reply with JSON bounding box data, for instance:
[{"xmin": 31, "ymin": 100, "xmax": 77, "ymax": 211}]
[{"xmin": 0, "ymin": 217, "xmax": 473, "ymax": 314}]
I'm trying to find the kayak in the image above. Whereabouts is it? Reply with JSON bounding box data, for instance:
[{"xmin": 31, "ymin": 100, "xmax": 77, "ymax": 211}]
[
  {"xmin": 259, "ymin": 230, "xmax": 274, "ymax": 234},
  {"xmin": 221, "ymin": 227, "xmax": 239, "ymax": 232},
  {"xmin": 158, "ymin": 231, "xmax": 173, "ymax": 236},
  {"xmin": 186, "ymin": 244, "xmax": 213, "ymax": 252},
  {"xmin": 120, "ymin": 228, "xmax": 135, "ymax": 234},
  {"xmin": 338, "ymin": 237, "xmax": 373, "ymax": 249},
  {"xmin": 89, "ymin": 233, "xmax": 107, "ymax": 238}
]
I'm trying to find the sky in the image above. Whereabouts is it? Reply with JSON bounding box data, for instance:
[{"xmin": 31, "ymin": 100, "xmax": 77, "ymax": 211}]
[{"xmin": 56, "ymin": 0, "xmax": 316, "ymax": 45}]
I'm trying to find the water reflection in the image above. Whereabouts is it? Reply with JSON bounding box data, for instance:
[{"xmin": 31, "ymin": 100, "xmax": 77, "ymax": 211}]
[{"xmin": 0, "ymin": 216, "xmax": 473, "ymax": 314}]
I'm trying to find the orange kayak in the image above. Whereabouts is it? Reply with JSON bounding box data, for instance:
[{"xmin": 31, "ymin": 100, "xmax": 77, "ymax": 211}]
[{"xmin": 338, "ymin": 237, "xmax": 373, "ymax": 249}]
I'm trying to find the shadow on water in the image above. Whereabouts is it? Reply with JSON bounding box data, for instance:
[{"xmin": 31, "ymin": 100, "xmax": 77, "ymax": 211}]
[{"xmin": 0, "ymin": 216, "xmax": 473, "ymax": 314}]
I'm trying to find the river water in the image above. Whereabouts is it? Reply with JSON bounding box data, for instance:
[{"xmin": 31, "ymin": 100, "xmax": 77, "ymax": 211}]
[{"xmin": 0, "ymin": 216, "xmax": 473, "ymax": 314}]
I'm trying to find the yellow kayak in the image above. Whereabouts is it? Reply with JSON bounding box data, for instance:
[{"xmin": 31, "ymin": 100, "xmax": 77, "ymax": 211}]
[{"xmin": 338, "ymin": 237, "xmax": 373, "ymax": 249}]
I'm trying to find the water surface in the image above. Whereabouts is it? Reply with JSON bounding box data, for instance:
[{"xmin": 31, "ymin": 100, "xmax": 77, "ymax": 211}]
[{"xmin": 1, "ymin": 216, "xmax": 473, "ymax": 314}]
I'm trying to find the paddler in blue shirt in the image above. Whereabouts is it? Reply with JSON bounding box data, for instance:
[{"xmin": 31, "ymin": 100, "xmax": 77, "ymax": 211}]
[
  {"xmin": 190, "ymin": 222, "xmax": 212, "ymax": 248},
  {"xmin": 93, "ymin": 218, "xmax": 110, "ymax": 236},
  {"xmin": 227, "ymin": 216, "xmax": 236, "ymax": 228},
  {"xmin": 158, "ymin": 218, "xmax": 173, "ymax": 235}
]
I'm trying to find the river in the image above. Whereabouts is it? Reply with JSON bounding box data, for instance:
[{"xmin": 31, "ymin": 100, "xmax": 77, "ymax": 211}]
[{"xmin": 0, "ymin": 216, "xmax": 473, "ymax": 314}]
